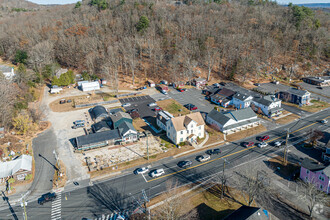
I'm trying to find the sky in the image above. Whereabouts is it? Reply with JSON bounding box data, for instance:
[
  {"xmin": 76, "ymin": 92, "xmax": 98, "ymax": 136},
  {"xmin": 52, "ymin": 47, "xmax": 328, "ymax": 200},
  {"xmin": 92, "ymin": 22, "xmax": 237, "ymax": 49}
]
[{"xmin": 27, "ymin": 0, "xmax": 330, "ymax": 5}]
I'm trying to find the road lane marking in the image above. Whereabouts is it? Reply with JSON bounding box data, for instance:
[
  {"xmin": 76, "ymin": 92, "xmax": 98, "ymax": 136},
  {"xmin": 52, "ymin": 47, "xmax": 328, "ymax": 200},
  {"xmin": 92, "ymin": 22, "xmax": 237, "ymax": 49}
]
[
  {"xmin": 147, "ymin": 117, "xmax": 328, "ymax": 183},
  {"xmin": 142, "ymin": 174, "xmax": 148, "ymax": 183}
]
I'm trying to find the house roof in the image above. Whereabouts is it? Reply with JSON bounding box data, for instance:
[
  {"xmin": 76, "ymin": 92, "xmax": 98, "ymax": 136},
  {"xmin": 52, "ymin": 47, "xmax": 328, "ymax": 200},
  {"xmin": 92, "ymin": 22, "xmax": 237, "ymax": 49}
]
[
  {"xmin": 109, "ymin": 108, "xmax": 123, "ymax": 115},
  {"xmin": 110, "ymin": 111, "xmax": 132, "ymax": 126},
  {"xmin": 91, "ymin": 105, "xmax": 108, "ymax": 120},
  {"xmin": 233, "ymin": 93, "xmax": 253, "ymax": 101},
  {"xmin": 157, "ymin": 111, "xmax": 174, "ymax": 125},
  {"xmin": 118, "ymin": 121, "xmax": 137, "ymax": 136},
  {"xmin": 301, "ymin": 157, "xmax": 326, "ymax": 172},
  {"xmin": 218, "ymin": 88, "xmax": 236, "ymax": 97},
  {"xmin": 207, "ymin": 109, "xmax": 231, "ymax": 125},
  {"xmin": 76, "ymin": 130, "xmax": 121, "ymax": 147},
  {"xmin": 323, "ymin": 166, "xmax": 330, "ymax": 177},
  {"xmin": 171, "ymin": 112, "xmax": 205, "ymax": 131},
  {"xmin": 303, "ymin": 76, "xmax": 330, "ymax": 83},
  {"xmin": 224, "ymin": 205, "xmax": 268, "ymax": 220},
  {"xmin": 194, "ymin": 78, "xmax": 206, "ymax": 82},
  {"xmin": 224, "ymin": 108, "xmax": 257, "ymax": 121},
  {"xmin": 0, "ymin": 65, "xmax": 13, "ymax": 73},
  {"xmin": 287, "ymin": 88, "xmax": 310, "ymax": 97},
  {"xmin": 0, "ymin": 155, "xmax": 32, "ymax": 179},
  {"xmin": 92, "ymin": 121, "xmax": 111, "ymax": 132}
]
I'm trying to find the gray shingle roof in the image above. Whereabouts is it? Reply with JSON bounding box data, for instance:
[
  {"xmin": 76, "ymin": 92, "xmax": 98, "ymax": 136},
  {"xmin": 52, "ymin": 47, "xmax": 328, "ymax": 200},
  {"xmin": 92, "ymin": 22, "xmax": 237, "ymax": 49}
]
[
  {"xmin": 110, "ymin": 112, "xmax": 132, "ymax": 125},
  {"xmin": 224, "ymin": 108, "xmax": 256, "ymax": 121},
  {"xmin": 233, "ymin": 93, "xmax": 252, "ymax": 101},
  {"xmin": 301, "ymin": 157, "xmax": 325, "ymax": 172},
  {"xmin": 118, "ymin": 121, "xmax": 137, "ymax": 136},
  {"xmin": 92, "ymin": 121, "xmax": 111, "ymax": 132},
  {"xmin": 224, "ymin": 205, "xmax": 267, "ymax": 220},
  {"xmin": 218, "ymin": 88, "xmax": 236, "ymax": 97},
  {"xmin": 207, "ymin": 109, "xmax": 231, "ymax": 125},
  {"xmin": 109, "ymin": 108, "xmax": 123, "ymax": 115},
  {"xmin": 287, "ymin": 88, "xmax": 310, "ymax": 97},
  {"xmin": 76, "ymin": 130, "xmax": 121, "ymax": 147},
  {"xmin": 253, "ymin": 97, "xmax": 272, "ymax": 107}
]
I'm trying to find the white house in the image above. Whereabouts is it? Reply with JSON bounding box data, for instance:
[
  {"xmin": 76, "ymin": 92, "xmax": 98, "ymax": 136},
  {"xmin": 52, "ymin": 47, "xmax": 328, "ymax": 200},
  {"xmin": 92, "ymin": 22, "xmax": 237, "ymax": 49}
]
[
  {"xmin": 156, "ymin": 111, "xmax": 174, "ymax": 131},
  {"xmin": 166, "ymin": 112, "xmax": 205, "ymax": 145},
  {"xmin": 206, "ymin": 108, "xmax": 260, "ymax": 135},
  {"xmin": 232, "ymin": 93, "xmax": 253, "ymax": 109},
  {"xmin": 0, "ymin": 155, "xmax": 32, "ymax": 183},
  {"xmin": 118, "ymin": 121, "xmax": 138, "ymax": 142},
  {"xmin": 252, "ymin": 95, "xmax": 283, "ymax": 118},
  {"xmin": 50, "ymin": 85, "xmax": 63, "ymax": 94},
  {"xmin": 0, "ymin": 66, "xmax": 15, "ymax": 80},
  {"xmin": 80, "ymin": 81, "xmax": 100, "ymax": 92}
]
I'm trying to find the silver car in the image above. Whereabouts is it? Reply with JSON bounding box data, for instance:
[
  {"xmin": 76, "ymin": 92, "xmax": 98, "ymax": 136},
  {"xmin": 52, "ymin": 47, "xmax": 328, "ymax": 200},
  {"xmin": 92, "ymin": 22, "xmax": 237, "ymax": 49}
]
[{"xmin": 197, "ymin": 155, "xmax": 211, "ymax": 162}]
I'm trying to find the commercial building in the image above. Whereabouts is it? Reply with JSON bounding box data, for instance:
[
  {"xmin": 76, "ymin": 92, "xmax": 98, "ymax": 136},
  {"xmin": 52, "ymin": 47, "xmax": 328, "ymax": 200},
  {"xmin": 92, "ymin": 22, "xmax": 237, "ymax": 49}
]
[
  {"xmin": 303, "ymin": 76, "xmax": 330, "ymax": 87},
  {"xmin": 0, "ymin": 155, "xmax": 32, "ymax": 183}
]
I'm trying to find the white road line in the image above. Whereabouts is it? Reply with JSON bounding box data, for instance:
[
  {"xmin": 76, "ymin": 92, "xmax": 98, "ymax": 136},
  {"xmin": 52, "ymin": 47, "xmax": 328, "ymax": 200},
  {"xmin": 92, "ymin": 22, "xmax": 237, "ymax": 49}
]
[
  {"xmin": 52, "ymin": 206, "xmax": 61, "ymax": 211},
  {"xmin": 51, "ymin": 211, "xmax": 61, "ymax": 216},
  {"xmin": 142, "ymin": 174, "xmax": 148, "ymax": 183}
]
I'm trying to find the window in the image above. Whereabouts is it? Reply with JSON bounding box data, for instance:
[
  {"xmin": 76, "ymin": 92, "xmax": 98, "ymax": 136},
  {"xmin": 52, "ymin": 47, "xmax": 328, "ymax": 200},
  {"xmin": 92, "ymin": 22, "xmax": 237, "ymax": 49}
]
[
  {"xmin": 198, "ymin": 133, "xmax": 201, "ymax": 136},
  {"xmin": 191, "ymin": 130, "xmax": 193, "ymax": 134},
  {"xmin": 320, "ymin": 185, "xmax": 323, "ymax": 190},
  {"xmin": 306, "ymin": 170, "xmax": 309, "ymax": 174},
  {"xmin": 199, "ymin": 126, "xmax": 201, "ymax": 130},
  {"xmin": 187, "ymin": 130, "xmax": 189, "ymax": 134},
  {"xmin": 319, "ymin": 175, "xmax": 325, "ymax": 181},
  {"xmin": 180, "ymin": 138, "xmax": 183, "ymax": 142},
  {"xmin": 191, "ymin": 124, "xmax": 193, "ymax": 128},
  {"xmin": 181, "ymin": 131, "xmax": 183, "ymax": 135},
  {"xmin": 305, "ymin": 177, "xmax": 308, "ymax": 181}
]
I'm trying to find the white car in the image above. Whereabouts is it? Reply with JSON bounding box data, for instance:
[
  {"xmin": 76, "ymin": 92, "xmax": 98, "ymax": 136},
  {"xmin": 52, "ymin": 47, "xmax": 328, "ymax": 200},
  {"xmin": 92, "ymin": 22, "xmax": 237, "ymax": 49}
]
[
  {"xmin": 197, "ymin": 155, "xmax": 211, "ymax": 162},
  {"xmin": 122, "ymin": 103, "xmax": 131, "ymax": 107},
  {"xmin": 148, "ymin": 103, "xmax": 157, "ymax": 107},
  {"xmin": 161, "ymin": 90, "xmax": 168, "ymax": 95},
  {"xmin": 321, "ymin": 119, "xmax": 328, "ymax": 124},
  {"xmin": 273, "ymin": 141, "xmax": 282, "ymax": 147},
  {"xmin": 258, "ymin": 142, "xmax": 268, "ymax": 148},
  {"xmin": 150, "ymin": 169, "xmax": 165, "ymax": 177},
  {"xmin": 134, "ymin": 167, "xmax": 149, "ymax": 175}
]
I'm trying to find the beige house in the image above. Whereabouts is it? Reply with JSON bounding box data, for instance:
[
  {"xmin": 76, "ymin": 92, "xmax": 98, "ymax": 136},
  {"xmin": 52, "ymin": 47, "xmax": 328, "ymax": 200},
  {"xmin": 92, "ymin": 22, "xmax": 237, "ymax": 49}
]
[{"xmin": 166, "ymin": 112, "xmax": 205, "ymax": 145}]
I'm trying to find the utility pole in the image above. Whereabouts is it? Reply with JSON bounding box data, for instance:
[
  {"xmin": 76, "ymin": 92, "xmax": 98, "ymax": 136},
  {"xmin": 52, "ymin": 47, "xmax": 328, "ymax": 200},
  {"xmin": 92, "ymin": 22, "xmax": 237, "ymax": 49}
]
[
  {"xmin": 146, "ymin": 135, "xmax": 149, "ymax": 161},
  {"xmin": 283, "ymin": 129, "xmax": 290, "ymax": 165},
  {"xmin": 21, "ymin": 196, "xmax": 27, "ymax": 220}
]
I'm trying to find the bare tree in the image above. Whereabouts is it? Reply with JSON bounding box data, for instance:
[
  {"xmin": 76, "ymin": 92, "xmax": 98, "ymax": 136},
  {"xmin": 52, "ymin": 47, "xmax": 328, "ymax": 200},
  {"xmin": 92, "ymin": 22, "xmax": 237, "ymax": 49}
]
[
  {"xmin": 204, "ymin": 37, "xmax": 218, "ymax": 81},
  {"xmin": 120, "ymin": 37, "xmax": 137, "ymax": 85},
  {"xmin": 308, "ymin": 129, "xmax": 324, "ymax": 147},
  {"xmin": 0, "ymin": 80, "xmax": 17, "ymax": 128}
]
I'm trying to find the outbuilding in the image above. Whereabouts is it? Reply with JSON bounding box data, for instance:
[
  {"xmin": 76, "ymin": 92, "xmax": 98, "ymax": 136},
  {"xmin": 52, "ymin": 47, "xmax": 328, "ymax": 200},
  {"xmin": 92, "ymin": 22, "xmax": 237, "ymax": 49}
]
[
  {"xmin": 80, "ymin": 81, "xmax": 100, "ymax": 91},
  {"xmin": 90, "ymin": 105, "xmax": 108, "ymax": 122}
]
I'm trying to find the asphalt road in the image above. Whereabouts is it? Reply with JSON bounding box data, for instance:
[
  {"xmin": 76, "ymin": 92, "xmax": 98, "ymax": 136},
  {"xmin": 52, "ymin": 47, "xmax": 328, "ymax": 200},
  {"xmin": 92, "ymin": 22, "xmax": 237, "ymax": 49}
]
[{"xmin": 0, "ymin": 109, "xmax": 329, "ymax": 220}]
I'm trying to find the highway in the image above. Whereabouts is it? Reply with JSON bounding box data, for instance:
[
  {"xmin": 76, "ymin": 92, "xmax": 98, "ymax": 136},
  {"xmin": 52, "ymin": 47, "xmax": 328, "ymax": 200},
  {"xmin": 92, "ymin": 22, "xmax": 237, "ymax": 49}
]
[{"xmin": 0, "ymin": 108, "xmax": 329, "ymax": 220}]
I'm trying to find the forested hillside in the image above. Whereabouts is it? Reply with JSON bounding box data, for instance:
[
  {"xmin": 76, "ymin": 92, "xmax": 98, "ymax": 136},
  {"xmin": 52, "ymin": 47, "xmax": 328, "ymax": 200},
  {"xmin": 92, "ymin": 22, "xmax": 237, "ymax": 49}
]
[{"xmin": 0, "ymin": 0, "xmax": 329, "ymax": 87}]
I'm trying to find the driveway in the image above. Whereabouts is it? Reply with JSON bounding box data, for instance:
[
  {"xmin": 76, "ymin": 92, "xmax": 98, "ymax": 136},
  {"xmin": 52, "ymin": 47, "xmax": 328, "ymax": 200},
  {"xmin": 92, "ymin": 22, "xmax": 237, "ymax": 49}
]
[
  {"xmin": 168, "ymin": 88, "xmax": 214, "ymax": 113},
  {"xmin": 30, "ymin": 128, "xmax": 57, "ymax": 196}
]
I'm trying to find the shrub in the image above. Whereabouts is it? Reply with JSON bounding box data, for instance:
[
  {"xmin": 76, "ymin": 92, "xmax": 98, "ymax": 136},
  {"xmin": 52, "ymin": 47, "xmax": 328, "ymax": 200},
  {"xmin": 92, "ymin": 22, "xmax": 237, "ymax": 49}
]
[
  {"xmin": 25, "ymin": 174, "xmax": 33, "ymax": 180},
  {"xmin": 8, "ymin": 178, "xmax": 15, "ymax": 184}
]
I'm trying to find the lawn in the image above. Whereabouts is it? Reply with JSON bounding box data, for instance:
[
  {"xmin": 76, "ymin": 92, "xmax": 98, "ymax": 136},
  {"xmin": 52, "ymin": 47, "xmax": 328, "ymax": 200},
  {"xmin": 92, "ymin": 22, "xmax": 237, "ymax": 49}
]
[
  {"xmin": 226, "ymin": 125, "xmax": 267, "ymax": 142},
  {"xmin": 300, "ymin": 100, "xmax": 330, "ymax": 112},
  {"xmin": 276, "ymin": 113, "xmax": 300, "ymax": 124},
  {"xmin": 156, "ymin": 99, "xmax": 190, "ymax": 116}
]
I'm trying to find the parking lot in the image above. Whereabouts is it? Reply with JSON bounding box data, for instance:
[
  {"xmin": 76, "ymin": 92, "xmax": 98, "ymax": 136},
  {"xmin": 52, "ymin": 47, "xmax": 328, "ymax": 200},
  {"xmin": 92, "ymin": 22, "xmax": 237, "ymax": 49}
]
[
  {"xmin": 119, "ymin": 95, "xmax": 157, "ymax": 118},
  {"xmin": 298, "ymin": 82, "xmax": 330, "ymax": 103},
  {"xmin": 168, "ymin": 88, "xmax": 214, "ymax": 113},
  {"xmin": 254, "ymin": 83, "xmax": 291, "ymax": 95}
]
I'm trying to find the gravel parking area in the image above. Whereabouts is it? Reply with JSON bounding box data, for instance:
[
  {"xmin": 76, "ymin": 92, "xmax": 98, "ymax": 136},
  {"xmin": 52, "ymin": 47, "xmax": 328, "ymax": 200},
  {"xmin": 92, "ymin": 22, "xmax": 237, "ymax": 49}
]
[
  {"xmin": 298, "ymin": 82, "xmax": 330, "ymax": 102},
  {"xmin": 168, "ymin": 88, "xmax": 214, "ymax": 113}
]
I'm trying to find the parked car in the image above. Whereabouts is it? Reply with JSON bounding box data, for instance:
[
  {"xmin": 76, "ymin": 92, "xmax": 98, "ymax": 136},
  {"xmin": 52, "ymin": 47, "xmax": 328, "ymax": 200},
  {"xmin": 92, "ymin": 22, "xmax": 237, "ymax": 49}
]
[
  {"xmin": 184, "ymin": 104, "xmax": 198, "ymax": 110},
  {"xmin": 72, "ymin": 124, "xmax": 84, "ymax": 129},
  {"xmin": 150, "ymin": 169, "xmax": 165, "ymax": 177},
  {"xmin": 59, "ymin": 99, "xmax": 66, "ymax": 104},
  {"xmin": 258, "ymin": 142, "xmax": 268, "ymax": 148},
  {"xmin": 38, "ymin": 192, "xmax": 57, "ymax": 205},
  {"xmin": 134, "ymin": 167, "xmax": 149, "ymax": 174},
  {"xmin": 273, "ymin": 141, "xmax": 283, "ymax": 147},
  {"xmin": 154, "ymin": 107, "xmax": 163, "ymax": 111},
  {"xmin": 197, "ymin": 155, "xmax": 211, "ymax": 162},
  {"xmin": 259, "ymin": 135, "xmax": 270, "ymax": 142},
  {"xmin": 161, "ymin": 90, "xmax": 168, "ymax": 95},
  {"xmin": 254, "ymin": 83, "xmax": 261, "ymax": 86},
  {"xmin": 243, "ymin": 141, "xmax": 254, "ymax": 147},
  {"xmin": 213, "ymin": 83, "xmax": 220, "ymax": 87},
  {"xmin": 220, "ymin": 82, "xmax": 226, "ymax": 86},
  {"xmin": 321, "ymin": 119, "xmax": 328, "ymax": 124},
  {"xmin": 148, "ymin": 103, "xmax": 157, "ymax": 107},
  {"xmin": 177, "ymin": 88, "xmax": 186, "ymax": 92},
  {"xmin": 74, "ymin": 120, "xmax": 85, "ymax": 125},
  {"xmin": 127, "ymin": 109, "xmax": 138, "ymax": 114},
  {"xmin": 122, "ymin": 103, "xmax": 131, "ymax": 107},
  {"xmin": 206, "ymin": 149, "xmax": 221, "ymax": 155},
  {"xmin": 67, "ymin": 99, "xmax": 72, "ymax": 103},
  {"xmin": 178, "ymin": 160, "xmax": 193, "ymax": 168}
]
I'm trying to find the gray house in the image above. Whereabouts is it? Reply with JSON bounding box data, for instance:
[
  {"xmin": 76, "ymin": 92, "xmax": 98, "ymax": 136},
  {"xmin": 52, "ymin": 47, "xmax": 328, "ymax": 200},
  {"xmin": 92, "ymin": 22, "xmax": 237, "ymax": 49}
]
[
  {"xmin": 277, "ymin": 88, "xmax": 310, "ymax": 105},
  {"xmin": 206, "ymin": 108, "xmax": 260, "ymax": 134},
  {"xmin": 110, "ymin": 112, "xmax": 132, "ymax": 129}
]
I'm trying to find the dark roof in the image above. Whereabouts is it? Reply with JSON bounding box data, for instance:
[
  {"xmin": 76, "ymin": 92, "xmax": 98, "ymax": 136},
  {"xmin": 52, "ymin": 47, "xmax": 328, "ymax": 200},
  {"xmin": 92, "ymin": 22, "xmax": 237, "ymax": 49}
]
[
  {"xmin": 303, "ymin": 76, "xmax": 330, "ymax": 83},
  {"xmin": 287, "ymin": 88, "xmax": 310, "ymax": 97},
  {"xmin": 211, "ymin": 94, "xmax": 228, "ymax": 101},
  {"xmin": 207, "ymin": 109, "xmax": 231, "ymax": 125},
  {"xmin": 233, "ymin": 93, "xmax": 252, "ymax": 101},
  {"xmin": 76, "ymin": 130, "xmax": 121, "ymax": 147},
  {"xmin": 218, "ymin": 88, "xmax": 236, "ymax": 97},
  {"xmin": 224, "ymin": 206, "xmax": 268, "ymax": 220},
  {"xmin": 110, "ymin": 112, "xmax": 132, "ymax": 126},
  {"xmin": 91, "ymin": 105, "xmax": 108, "ymax": 120},
  {"xmin": 109, "ymin": 108, "xmax": 123, "ymax": 115},
  {"xmin": 224, "ymin": 108, "xmax": 257, "ymax": 121},
  {"xmin": 301, "ymin": 158, "xmax": 326, "ymax": 172},
  {"xmin": 253, "ymin": 97, "xmax": 272, "ymax": 107},
  {"xmin": 118, "ymin": 121, "xmax": 137, "ymax": 136},
  {"xmin": 92, "ymin": 121, "xmax": 111, "ymax": 132}
]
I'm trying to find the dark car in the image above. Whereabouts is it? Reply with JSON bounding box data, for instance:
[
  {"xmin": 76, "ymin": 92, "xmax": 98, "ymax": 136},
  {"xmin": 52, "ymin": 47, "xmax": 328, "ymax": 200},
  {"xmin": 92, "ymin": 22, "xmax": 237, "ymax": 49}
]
[
  {"xmin": 72, "ymin": 123, "xmax": 84, "ymax": 129},
  {"xmin": 259, "ymin": 135, "xmax": 270, "ymax": 142},
  {"xmin": 220, "ymin": 82, "xmax": 226, "ymax": 86},
  {"xmin": 206, "ymin": 149, "xmax": 221, "ymax": 155},
  {"xmin": 127, "ymin": 109, "xmax": 138, "ymax": 114},
  {"xmin": 184, "ymin": 104, "xmax": 198, "ymax": 110},
  {"xmin": 59, "ymin": 99, "xmax": 66, "ymax": 104},
  {"xmin": 243, "ymin": 141, "xmax": 254, "ymax": 147},
  {"xmin": 178, "ymin": 160, "xmax": 193, "ymax": 168},
  {"xmin": 38, "ymin": 192, "xmax": 57, "ymax": 205}
]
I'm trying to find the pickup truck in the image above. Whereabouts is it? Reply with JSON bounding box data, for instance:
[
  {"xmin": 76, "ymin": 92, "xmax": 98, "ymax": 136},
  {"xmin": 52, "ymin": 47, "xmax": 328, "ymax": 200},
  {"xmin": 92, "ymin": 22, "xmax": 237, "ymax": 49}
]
[{"xmin": 38, "ymin": 192, "xmax": 57, "ymax": 205}]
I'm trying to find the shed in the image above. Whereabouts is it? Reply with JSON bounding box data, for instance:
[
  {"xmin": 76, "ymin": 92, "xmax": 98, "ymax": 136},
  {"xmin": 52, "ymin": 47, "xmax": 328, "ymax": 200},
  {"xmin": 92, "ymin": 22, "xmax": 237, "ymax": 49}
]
[{"xmin": 80, "ymin": 81, "xmax": 100, "ymax": 91}]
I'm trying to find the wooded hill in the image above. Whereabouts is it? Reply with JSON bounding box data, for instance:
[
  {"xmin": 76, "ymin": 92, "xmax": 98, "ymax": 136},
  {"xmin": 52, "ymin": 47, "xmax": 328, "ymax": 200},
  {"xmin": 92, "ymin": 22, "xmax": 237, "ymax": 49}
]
[{"xmin": 0, "ymin": 0, "xmax": 329, "ymax": 87}]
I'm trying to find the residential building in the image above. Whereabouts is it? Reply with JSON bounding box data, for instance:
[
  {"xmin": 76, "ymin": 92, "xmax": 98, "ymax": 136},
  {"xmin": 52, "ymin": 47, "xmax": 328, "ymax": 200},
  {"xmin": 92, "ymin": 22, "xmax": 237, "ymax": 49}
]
[
  {"xmin": 173, "ymin": 81, "xmax": 185, "ymax": 88},
  {"xmin": 277, "ymin": 88, "xmax": 310, "ymax": 105},
  {"xmin": 118, "ymin": 121, "xmax": 138, "ymax": 142},
  {"xmin": 0, "ymin": 155, "xmax": 32, "ymax": 183},
  {"xmin": 299, "ymin": 157, "xmax": 330, "ymax": 194},
  {"xmin": 90, "ymin": 106, "xmax": 108, "ymax": 122},
  {"xmin": 206, "ymin": 108, "xmax": 260, "ymax": 135},
  {"xmin": 322, "ymin": 141, "xmax": 330, "ymax": 162},
  {"xmin": 166, "ymin": 112, "xmax": 205, "ymax": 144},
  {"xmin": 80, "ymin": 81, "xmax": 100, "ymax": 92},
  {"xmin": 210, "ymin": 88, "xmax": 236, "ymax": 107},
  {"xmin": 109, "ymin": 108, "xmax": 123, "ymax": 115},
  {"xmin": 193, "ymin": 77, "xmax": 207, "ymax": 89},
  {"xmin": 75, "ymin": 130, "xmax": 121, "ymax": 151},
  {"xmin": 252, "ymin": 95, "xmax": 283, "ymax": 118},
  {"xmin": 224, "ymin": 205, "xmax": 269, "ymax": 220},
  {"xmin": 303, "ymin": 76, "xmax": 330, "ymax": 87},
  {"xmin": 110, "ymin": 112, "xmax": 132, "ymax": 129},
  {"xmin": 232, "ymin": 93, "xmax": 253, "ymax": 109},
  {"xmin": 0, "ymin": 65, "xmax": 15, "ymax": 80},
  {"xmin": 156, "ymin": 111, "xmax": 174, "ymax": 131}
]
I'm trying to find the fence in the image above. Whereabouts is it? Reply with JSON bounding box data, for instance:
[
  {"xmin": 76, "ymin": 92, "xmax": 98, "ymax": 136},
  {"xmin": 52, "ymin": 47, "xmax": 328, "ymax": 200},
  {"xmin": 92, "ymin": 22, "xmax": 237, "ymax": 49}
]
[
  {"xmin": 75, "ymin": 100, "xmax": 119, "ymax": 108},
  {"xmin": 116, "ymin": 92, "xmax": 142, "ymax": 98}
]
